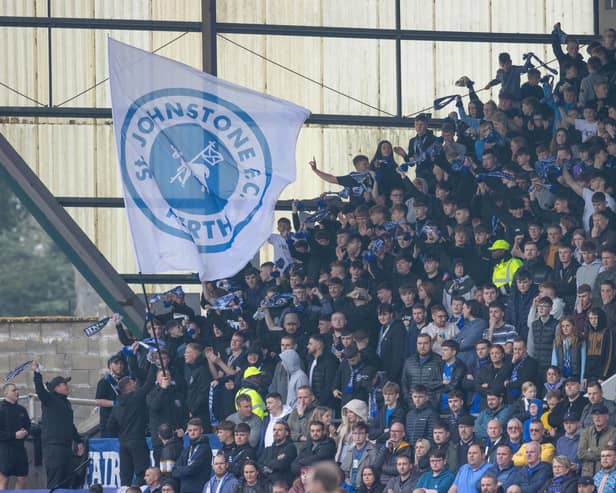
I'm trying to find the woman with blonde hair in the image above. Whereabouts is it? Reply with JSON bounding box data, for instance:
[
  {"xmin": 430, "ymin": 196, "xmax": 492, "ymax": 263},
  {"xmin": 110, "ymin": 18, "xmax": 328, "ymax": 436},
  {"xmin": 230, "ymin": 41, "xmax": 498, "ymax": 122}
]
[
  {"xmin": 413, "ymin": 439, "xmax": 431, "ymax": 475},
  {"xmin": 551, "ymin": 315, "xmax": 586, "ymax": 383},
  {"xmin": 335, "ymin": 399, "xmax": 368, "ymax": 462},
  {"xmin": 509, "ymin": 381, "xmax": 538, "ymax": 424},
  {"xmin": 311, "ymin": 406, "xmax": 337, "ymax": 438},
  {"xmin": 539, "ymin": 455, "xmax": 578, "ymax": 493}
]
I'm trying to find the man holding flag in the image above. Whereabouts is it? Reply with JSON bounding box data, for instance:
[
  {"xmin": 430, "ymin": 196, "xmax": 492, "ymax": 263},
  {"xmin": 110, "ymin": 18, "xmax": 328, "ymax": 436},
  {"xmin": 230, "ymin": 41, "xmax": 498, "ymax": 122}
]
[{"xmin": 32, "ymin": 361, "xmax": 85, "ymax": 489}]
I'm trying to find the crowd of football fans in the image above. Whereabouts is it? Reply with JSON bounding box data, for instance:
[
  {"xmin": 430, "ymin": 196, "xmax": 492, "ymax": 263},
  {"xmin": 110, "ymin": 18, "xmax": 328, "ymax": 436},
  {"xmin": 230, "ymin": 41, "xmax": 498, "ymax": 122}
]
[{"xmin": 4, "ymin": 21, "xmax": 616, "ymax": 493}]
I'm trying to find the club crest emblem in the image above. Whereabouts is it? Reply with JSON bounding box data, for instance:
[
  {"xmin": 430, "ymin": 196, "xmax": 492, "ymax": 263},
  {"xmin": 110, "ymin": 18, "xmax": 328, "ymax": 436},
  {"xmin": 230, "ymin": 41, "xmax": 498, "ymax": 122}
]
[{"xmin": 119, "ymin": 88, "xmax": 272, "ymax": 253}]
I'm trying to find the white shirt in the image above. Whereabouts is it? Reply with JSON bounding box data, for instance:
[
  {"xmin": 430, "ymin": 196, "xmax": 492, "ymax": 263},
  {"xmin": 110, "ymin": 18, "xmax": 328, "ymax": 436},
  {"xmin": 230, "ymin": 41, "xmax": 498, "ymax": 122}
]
[{"xmin": 267, "ymin": 234, "xmax": 293, "ymax": 271}]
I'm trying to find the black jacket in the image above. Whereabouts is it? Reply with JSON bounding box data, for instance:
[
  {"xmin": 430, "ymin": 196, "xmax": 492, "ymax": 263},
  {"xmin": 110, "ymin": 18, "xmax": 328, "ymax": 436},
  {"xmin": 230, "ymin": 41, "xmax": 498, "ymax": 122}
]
[
  {"xmin": 530, "ymin": 316, "xmax": 559, "ymax": 375},
  {"xmin": 160, "ymin": 436, "xmax": 184, "ymax": 476},
  {"xmin": 373, "ymin": 441, "xmax": 412, "ymax": 485},
  {"xmin": 34, "ymin": 371, "xmax": 81, "ymax": 447},
  {"xmin": 505, "ymin": 285, "xmax": 538, "ymax": 342},
  {"xmin": 400, "ymin": 352, "xmax": 442, "ymax": 408},
  {"xmin": 552, "ymin": 35, "xmax": 588, "ymax": 82},
  {"xmin": 107, "ymin": 366, "xmax": 156, "ymax": 441},
  {"xmin": 519, "ymin": 259, "xmax": 552, "ymax": 286},
  {"xmin": 260, "ymin": 438, "xmax": 298, "ymax": 485},
  {"xmin": 343, "ymin": 301, "xmax": 378, "ymax": 335},
  {"xmin": 551, "ymin": 258, "xmax": 580, "ymax": 310},
  {"xmin": 290, "ymin": 437, "xmax": 337, "ymax": 476},
  {"xmin": 539, "ymin": 475, "xmax": 578, "ymax": 493},
  {"xmin": 185, "ymin": 356, "xmax": 212, "ymax": 428},
  {"xmin": 376, "ymin": 320, "xmax": 407, "ymax": 382},
  {"xmin": 232, "ymin": 479, "xmax": 271, "ymax": 493},
  {"xmin": 0, "ymin": 399, "xmax": 30, "ymax": 446},
  {"xmin": 229, "ymin": 443, "xmax": 257, "ymax": 477},
  {"xmin": 95, "ymin": 373, "xmax": 121, "ymax": 437},
  {"xmin": 548, "ymin": 394, "xmax": 590, "ymax": 430},
  {"xmin": 439, "ymin": 358, "xmax": 468, "ymax": 397},
  {"xmin": 305, "ymin": 351, "xmax": 339, "ymax": 408},
  {"xmin": 404, "ymin": 404, "xmax": 439, "ymax": 446},
  {"xmin": 333, "ymin": 361, "xmax": 377, "ymax": 407},
  {"xmin": 172, "ymin": 434, "xmax": 213, "ymax": 493},
  {"xmin": 369, "ymin": 405, "xmax": 406, "ymax": 443},
  {"xmin": 476, "ymin": 362, "xmax": 512, "ymax": 406},
  {"xmin": 147, "ymin": 382, "xmax": 189, "ymax": 438},
  {"xmin": 507, "ymin": 355, "xmax": 539, "ymax": 402}
]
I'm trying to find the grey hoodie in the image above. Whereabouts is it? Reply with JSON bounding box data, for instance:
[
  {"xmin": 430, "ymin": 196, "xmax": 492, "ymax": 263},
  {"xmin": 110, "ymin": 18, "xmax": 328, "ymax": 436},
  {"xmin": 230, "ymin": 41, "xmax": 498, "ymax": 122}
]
[
  {"xmin": 279, "ymin": 349, "xmax": 309, "ymax": 408},
  {"xmin": 576, "ymin": 259, "xmax": 602, "ymax": 289}
]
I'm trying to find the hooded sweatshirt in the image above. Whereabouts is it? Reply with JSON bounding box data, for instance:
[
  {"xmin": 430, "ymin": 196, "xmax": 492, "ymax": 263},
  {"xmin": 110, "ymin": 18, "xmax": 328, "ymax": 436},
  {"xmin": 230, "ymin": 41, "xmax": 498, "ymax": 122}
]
[
  {"xmin": 336, "ymin": 399, "xmax": 369, "ymax": 462},
  {"xmin": 262, "ymin": 404, "xmax": 293, "ymax": 448},
  {"xmin": 279, "ymin": 349, "xmax": 309, "ymax": 408},
  {"xmin": 523, "ymin": 399, "xmax": 544, "ymax": 441}
]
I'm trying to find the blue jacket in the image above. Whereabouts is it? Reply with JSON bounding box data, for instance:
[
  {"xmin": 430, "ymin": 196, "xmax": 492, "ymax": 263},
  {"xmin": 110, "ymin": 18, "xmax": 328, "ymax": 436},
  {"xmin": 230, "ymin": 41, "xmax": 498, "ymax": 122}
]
[
  {"xmin": 414, "ymin": 469, "xmax": 455, "ymax": 493},
  {"xmin": 487, "ymin": 463, "xmax": 520, "ymax": 491},
  {"xmin": 172, "ymin": 435, "xmax": 213, "ymax": 493},
  {"xmin": 202, "ymin": 474, "xmax": 238, "ymax": 493},
  {"xmin": 453, "ymin": 318, "xmax": 487, "ymax": 368},
  {"xmin": 556, "ymin": 433, "xmax": 581, "ymax": 469},
  {"xmin": 511, "ymin": 462, "xmax": 552, "ymax": 492},
  {"xmin": 475, "ymin": 405, "xmax": 513, "ymax": 441}
]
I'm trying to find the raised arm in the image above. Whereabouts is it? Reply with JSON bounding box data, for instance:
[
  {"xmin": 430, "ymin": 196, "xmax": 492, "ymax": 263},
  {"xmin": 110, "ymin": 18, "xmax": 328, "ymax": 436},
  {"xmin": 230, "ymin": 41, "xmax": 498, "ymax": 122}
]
[
  {"xmin": 551, "ymin": 23, "xmax": 567, "ymax": 63},
  {"xmin": 558, "ymin": 167, "xmax": 584, "ymax": 197},
  {"xmin": 32, "ymin": 361, "xmax": 51, "ymax": 404},
  {"xmin": 309, "ymin": 159, "xmax": 338, "ymax": 184},
  {"xmin": 263, "ymin": 307, "xmax": 283, "ymax": 332}
]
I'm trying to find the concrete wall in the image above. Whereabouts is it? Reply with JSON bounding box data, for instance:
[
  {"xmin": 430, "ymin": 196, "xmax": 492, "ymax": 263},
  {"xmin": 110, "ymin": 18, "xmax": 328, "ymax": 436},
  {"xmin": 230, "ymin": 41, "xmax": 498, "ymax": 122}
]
[{"xmin": 0, "ymin": 316, "xmax": 119, "ymax": 425}]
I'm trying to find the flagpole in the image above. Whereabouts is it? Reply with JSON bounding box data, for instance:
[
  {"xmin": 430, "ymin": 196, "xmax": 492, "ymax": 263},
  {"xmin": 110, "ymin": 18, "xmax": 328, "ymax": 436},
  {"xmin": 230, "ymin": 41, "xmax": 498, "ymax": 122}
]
[{"xmin": 139, "ymin": 275, "xmax": 167, "ymax": 377}]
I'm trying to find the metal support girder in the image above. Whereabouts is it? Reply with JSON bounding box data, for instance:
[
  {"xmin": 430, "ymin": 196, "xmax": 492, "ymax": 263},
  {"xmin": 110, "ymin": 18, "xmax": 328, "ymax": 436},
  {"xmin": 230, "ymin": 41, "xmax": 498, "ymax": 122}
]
[
  {"xmin": 0, "ymin": 16, "xmax": 202, "ymax": 32},
  {"xmin": 55, "ymin": 196, "xmax": 300, "ymax": 211},
  {"xmin": 0, "ymin": 16, "xmax": 596, "ymax": 45},
  {"xmin": 121, "ymin": 273, "xmax": 201, "ymax": 285},
  {"xmin": 0, "ymin": 107, "xmax": 432, "ymax": 127},
  {"xmin": 201, "ymin": 0, "xmax": 217, "ymax": 75},
  {"xmin": 0, "ymin": 132, "xmax": 146, "ymax": 335}
]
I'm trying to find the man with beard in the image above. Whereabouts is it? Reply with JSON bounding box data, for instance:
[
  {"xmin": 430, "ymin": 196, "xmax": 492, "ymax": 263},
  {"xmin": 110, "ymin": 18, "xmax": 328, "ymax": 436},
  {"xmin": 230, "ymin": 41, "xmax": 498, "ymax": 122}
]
[
  {"xmin": 260, "ymin": 421, "xmax": 297, "ymax": 485},
  {"xmin": 172, "ymin": 418, "xmax": 213, "ymax": 493}
]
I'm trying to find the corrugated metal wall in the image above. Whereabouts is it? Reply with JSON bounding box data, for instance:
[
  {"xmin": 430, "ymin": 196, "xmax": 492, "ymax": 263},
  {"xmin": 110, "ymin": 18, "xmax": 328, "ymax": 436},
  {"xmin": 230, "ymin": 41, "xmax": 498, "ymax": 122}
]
[{"xmin": 0, "ymin": 0, "xmax": 595, "ymax": 289}]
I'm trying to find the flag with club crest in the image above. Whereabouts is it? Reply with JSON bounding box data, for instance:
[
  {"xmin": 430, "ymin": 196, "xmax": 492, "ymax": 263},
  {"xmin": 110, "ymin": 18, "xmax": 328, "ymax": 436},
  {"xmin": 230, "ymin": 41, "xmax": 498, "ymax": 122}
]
[{"xmin": 108, "ymin": 38, "xmax": 310, "ymax": 280}]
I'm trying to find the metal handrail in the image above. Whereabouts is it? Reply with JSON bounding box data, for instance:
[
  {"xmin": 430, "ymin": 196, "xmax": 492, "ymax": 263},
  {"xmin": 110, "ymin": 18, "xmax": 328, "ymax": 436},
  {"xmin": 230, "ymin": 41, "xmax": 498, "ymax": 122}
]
[{"xmin": 13, "ymin": 393, "xmax": 98, "ymax": 422}]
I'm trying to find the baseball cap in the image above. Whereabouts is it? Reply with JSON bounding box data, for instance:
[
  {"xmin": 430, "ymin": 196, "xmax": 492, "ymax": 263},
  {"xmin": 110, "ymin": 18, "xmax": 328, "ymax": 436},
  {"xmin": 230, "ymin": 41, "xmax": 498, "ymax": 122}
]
[
  {"xmin": 578, "ymin": 476, "xmax": 594, "ymax": 485},
  {"xmin": 107, "ymin": 353, "xmax": 125, "ymax": 366},
  {"xmin": 487, "ymin": 385, "xmax": 505, "ymax": 398},
  {"xmin": 563, "ymin": 412, "xmax": 579, "ymax": 422},
  {"xmin": 343, "ymin": 344, "xmax": 359, "ymax": 359},
  {"xmin": 48, "ymin": 376, "xmax": 71, "ymax": 391},
  {"xmin": 590, "ymin": 403, "xmax": 609, "ymax": 415},
  {"xmin": 243, "ymin": 366, "xmax": 263, "ymax": 379},
  {"xmin": 458, "ymin": 415, "xmax": 475, "ymax": 426},
  {"xmin": 488, "ymin": 239, "xmax": 511, "ymax": 251},
  {"xmin": 246, "ymin": 344, "xmax": 261, "ymax": 356}
]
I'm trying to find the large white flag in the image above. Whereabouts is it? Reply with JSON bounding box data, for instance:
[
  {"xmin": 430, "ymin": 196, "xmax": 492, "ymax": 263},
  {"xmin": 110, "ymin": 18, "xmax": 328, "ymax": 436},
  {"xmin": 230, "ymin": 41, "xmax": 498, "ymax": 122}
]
[{"xmin": 108, "ymin": 38, "xmax": 310, "ymax": 280}]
